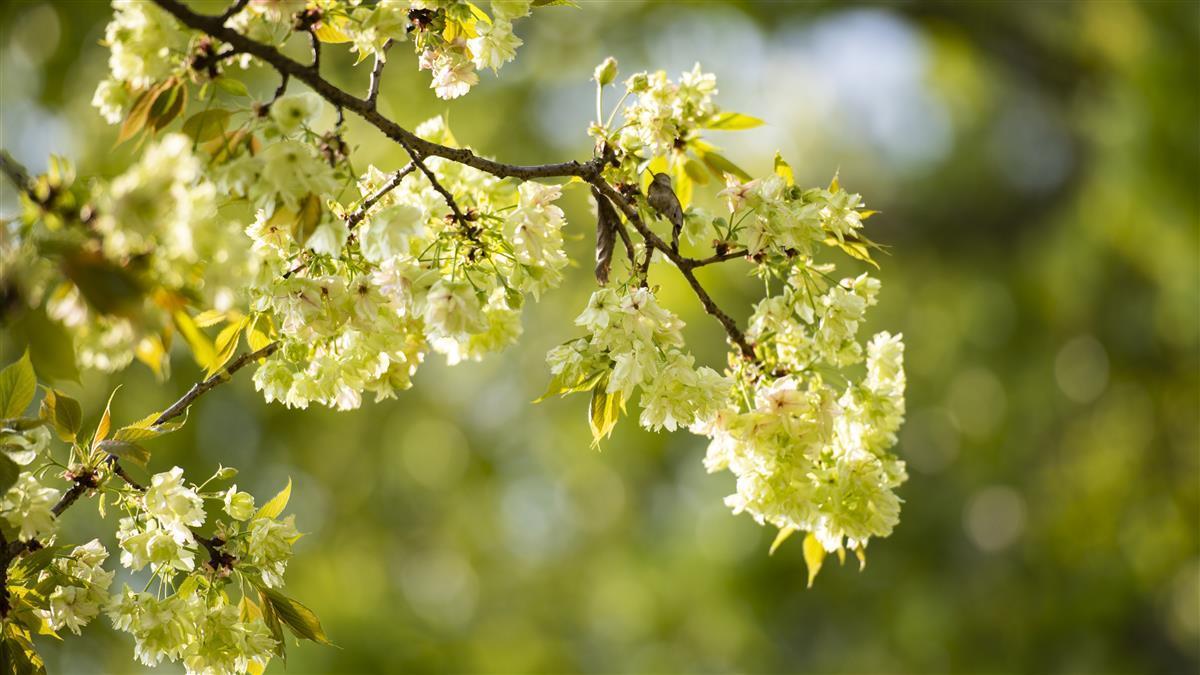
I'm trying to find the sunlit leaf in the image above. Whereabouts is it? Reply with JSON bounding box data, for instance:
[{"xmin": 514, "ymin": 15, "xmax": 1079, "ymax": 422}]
[
  {"xmin": 38, "ymin": 388, "xmax": 81, "ymax": 442},
  {"xmin": 257, "ymin": 586, "xmax": 332, "ymax": 645},
  {"xmin": 173, "ymin": 310, "xmax": 216, "ymax": 369},
  {"xmin": 769, "ymin": 526, "xmax": 796, "ymax": 556},
  {"xmin": 255, "ymin": 478, "xmax": 292, "ymax": 520},
  {"xmin": 803, "ymin": 532, "xmax": 826, "ymax": 588},
  {"xmin": 0, "ymin": 351, "xmax": 36, "ymax": 419},
  {"xmin": 704, "ymin": 111, "xmax": 765, "ymax": 130},
  {"xmin": 773, "ymin": 151, "xmax": 794, "ymax": 186}
]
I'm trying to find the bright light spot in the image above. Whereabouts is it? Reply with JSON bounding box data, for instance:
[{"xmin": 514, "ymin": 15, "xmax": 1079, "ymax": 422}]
[
  {"xmin": 1055, "ymin": 335, "xmax": 1110, "ymax": 403},
  {"xmin": 963, "ymin": 485, "xmax": 1027, "ymax": 552},
  {"xmin": 946, "ymin": 366, "xmax": 1007, "ymax": 439},
  {"xmin": 397, "ymin": 548, "xmax": 479, "ymax": 629}
]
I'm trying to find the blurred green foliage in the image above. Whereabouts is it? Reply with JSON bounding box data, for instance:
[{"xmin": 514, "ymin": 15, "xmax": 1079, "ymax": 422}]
[{"xmin": 1, "ymin": 1, "xmax": 1197, "ymax": 672}]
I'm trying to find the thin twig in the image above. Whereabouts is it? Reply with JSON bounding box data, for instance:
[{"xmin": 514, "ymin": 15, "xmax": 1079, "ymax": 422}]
[
  {"xmin": 346, "ymin": 162, "xmax": 416, "ymax": 229},
  {"xmin": 689, "ymin": 248, "xmax": 748, "ymax": 268},
  {"xmin": 0, "ymin": 150, "xmax": 32, "ymax": 194},
  {"xmin": 366, "ymin": 41, "xmax": 393, "ymax": 109},
  {"xmin": 218, "ymin": 0, "xmax": 249, "ymax": 23},
  {"xmin": 154, "ymin": 342, "xmax": 280, "ymax": 426}
]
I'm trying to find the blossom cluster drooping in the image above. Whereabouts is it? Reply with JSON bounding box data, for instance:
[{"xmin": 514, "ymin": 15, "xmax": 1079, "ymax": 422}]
[{"xmin": 547, "ymin": 287, "xmax": 730, "ymax": 434}]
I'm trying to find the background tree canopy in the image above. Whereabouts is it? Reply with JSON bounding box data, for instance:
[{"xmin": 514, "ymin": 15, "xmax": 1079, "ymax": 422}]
[{"xmin": 1, "ymin": 0, "xmax": 1196, "ymax": 672}]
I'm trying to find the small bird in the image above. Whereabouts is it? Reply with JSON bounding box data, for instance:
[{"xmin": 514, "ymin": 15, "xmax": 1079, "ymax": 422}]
[{"xmin": 647, "ymin": 172, "xmax": 684, "ymax": 251}]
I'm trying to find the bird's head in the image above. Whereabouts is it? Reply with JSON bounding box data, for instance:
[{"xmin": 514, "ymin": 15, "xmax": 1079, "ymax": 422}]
[{"xmin": 651, "ymin": 172, "xmax": 672, "ymax": 187}]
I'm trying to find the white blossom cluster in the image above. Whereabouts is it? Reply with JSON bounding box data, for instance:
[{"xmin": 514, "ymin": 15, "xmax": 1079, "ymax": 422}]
[
  {"xmin": 547, "ymin": 287, "xmax": 731, "ymax": 433},
  {"xmin": 616, "ymin": 64, "xmax": 719, "ymax": 158},
  {"xmin": 12, "ymin": 133, "xmax": 258, "ymax": 373},
  {"xmin": 101, "ymin": 467, "xmax": 295, "ymax": 671},
  {"xmin": 250, "ymin": 116, "xmax": 569, "ymax": 410}
]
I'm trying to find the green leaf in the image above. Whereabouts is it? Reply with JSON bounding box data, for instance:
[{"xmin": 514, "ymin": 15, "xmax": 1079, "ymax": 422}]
[
  {"xmin": 258, "ymin": 590, "xmax": 288, "ymax": 661},
  {"xmin": 115, "ymin": 409, "xmax": 185, "ymax": 443},
  {"xmin": 0, "ymin": 454, "xmax": 19, "ymax": 496},
  {"xmin": 95, "ymin": 439, "xmax": 150, "ymax": 467},
  {"xmin": 682, "ymin": 157, "xmax": 710, "ymax": 186},
  {"xmin": 215, "ymin": 77, "xmax": 250, "ymax": 98},
  {"xmin": 39, "ymin": 389, "xmax": 81, "ymax": 442},
  {"xmin": 1, "ymin": 624, "xmax": 47, "ymax": 675},
  {"xmin": 0, "ymin": 351, "xmax": 37, "ymax": 419},
  {"xmin": 534, "ymin": 370, "xmax": 604, "ymax": 403},
  {"xmin": 182, "ymin": 109, "xmax": 232, "ymax": 143},
  {"xmin": 704, "ymin": 111, "xmax": 765, "ymax": 131},
  {"xmin": 773, "ymin": 152, "xmax": 794, "ymax": 186},
  {"xmin": 8, "ymin": 546, "xmax": 68, "ymax": 582},
  {"xmin": 8, "ymin": 307, "xmax": 78, "ymax": 383},
  {"xmin": 823, "ymin": 235, "xmax": 880, "ymax": 268},
  {"xmin": 803, "ymin": 532, "xmax": 826, "ymax": 588},
  {"xmin": 258, "ymin": 586, "xmax": 332, "ymax": 645},
  {"xmin": 696, "ymin": 148, "xmax": 752, "ymax": 182},
  {"xmin": 255, "ymin": 478, "xmax": 292, "ymax": 520}
]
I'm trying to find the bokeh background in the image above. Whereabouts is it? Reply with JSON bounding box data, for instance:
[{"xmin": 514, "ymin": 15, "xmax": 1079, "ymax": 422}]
[{"xmin": 2, "ymin": 0, "xmax": 1198, "ymax": 672}]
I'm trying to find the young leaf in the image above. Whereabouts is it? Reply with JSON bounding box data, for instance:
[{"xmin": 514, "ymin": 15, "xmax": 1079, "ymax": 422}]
[
  {"xmin": 0, "ymin": 351, "xmax": 37, "ymax": 419},
  {"xmin": 769, "ymin": 526, "xmax": 796, "ymax": 556},
  {"xmin": 588, "ymin": 380, "xmax": 622, "ymax": 447},
  {"xmin": 255, "ymin": 478, "xmax": 292, "ymax": 520},
  {"xmin": 313, "ymin": 19, "xmax": 351, "ymax": 43},
  {"xmin": 0, "ymin": 454, "xmax": 19, "ymax": 496},
  {"xmin": 117, "ymin": 84, "xmax": 164, "ymax": 145},
  {"xmin": 173, "ymin": 310, "xmax": 216, "ymax": 369},
  {"xmin": 193, "ymin": 309, "xmax": 228, "ymax": 328},
  {"xmin": 92, "ymin": 386, "xmax": 121, "ymax": 449},
  {"xmin": 96, "ymin": 439, "xmax": 150, "ymax": 467},
  {"xmin": 704, "ymin": 111, "xmax": 765, "ymax": 131},
  {"xmin": 182, "ymin": 109, "xmax": 232, "ymax": 143},
  {"xmin": 258, "ymin": 591, "xmax": 287, "ymax": 661},
  {"xmin": 214, "ymin": 77, "xmax": 250, "ymax": 98},
  {"xmin": 803, "ymin": 532, "xmax": 827, "ymax": 588},
  {"xmin": 39, "ymin": 388, "xmax": 81, "ymax": 442},
  {"xmin": 696, "ymin": 148, "xmax": 752, "ymax": 181},
  {"xmin": 258, "ymin": 587, "xmax": 332, "ymax": 645},
  {"xmin": 150, "ymin": 81, "xmax": 186, "ymax": 131},
  {"xmin": 207, "ymin": 317, "xmax": 248, "ymax": 377},
  {"xmin": 773, "ymin": 152, "xmax": 794, "ymax": 186}
]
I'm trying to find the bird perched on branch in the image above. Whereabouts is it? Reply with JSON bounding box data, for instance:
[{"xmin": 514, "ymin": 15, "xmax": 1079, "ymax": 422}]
[{"xmin": 647, "ymin": 172, "xmax": 684, "ymax": 251}]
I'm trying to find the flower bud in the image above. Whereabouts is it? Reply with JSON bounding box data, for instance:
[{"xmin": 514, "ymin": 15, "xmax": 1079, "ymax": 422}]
[
  {"xmin": 215, "ymin": 466, "xmax": 238, "ymax": 480},
  {"xmin": 625, "ymin": 72, "xmax": 649, "ymax": 93},
  {"xmin": 593, "ymin": 57, "xmax": 618, "ymax": 87},
  {"xmin": 224, "ymin": 486, "xmax": 256, "ymax": 521}
]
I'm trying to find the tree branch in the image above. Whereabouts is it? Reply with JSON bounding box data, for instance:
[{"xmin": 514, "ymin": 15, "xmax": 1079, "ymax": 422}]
[
  {"xmin": 154, "ymin": 0, "xmax": 607, "ymax": 182},
  {"xmin": 154, "ymin": 342, "xmax": 280, "ymax": 426}
]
